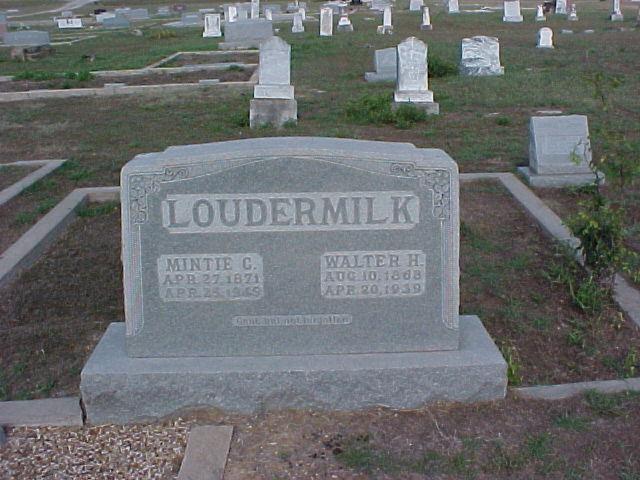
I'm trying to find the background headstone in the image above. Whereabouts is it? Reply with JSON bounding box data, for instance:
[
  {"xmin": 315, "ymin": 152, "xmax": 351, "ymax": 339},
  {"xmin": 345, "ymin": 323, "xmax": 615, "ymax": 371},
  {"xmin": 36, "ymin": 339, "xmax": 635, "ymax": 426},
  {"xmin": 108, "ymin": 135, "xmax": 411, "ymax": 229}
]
[
  {"xmin": 377, "ymin": 5, "xmax": 393, "ymax": 33},
  {"xmin": 459, "ymin": 36, "xmax": 504, "ymax": 76},
  {"xmin": 221, "ymin": 18, "xmax": 273, "ymax": 48},
  {"xmin": 555, "ymin": 0, "xmax": 567, "ymax": 14},
  {"xmin": 503, "ymin": 0, "xmax": 523, "ymax": 22},
  {"xmin": 203, "ymin": 14, "xmax": 222, "ymax": 37},
  {"xmin": 447, "ymin": 0, "xmax": 459, "ymax": 14},
  {"xmin": 409, "ymin": 0, "xmax": 423, "ymax": 11},
  {"xmin": 292, "ymin": 12, "xmax": 304, "ymax": 32},
  {"xmin": 394, "ymin": 37, "xmax": 438, "ymax": 113},
  {"xmin": 364, "ymin": 47, "xmax": 396, "ymax": 82},
  {"xmin": 320, "ymin": 7, "xmax": 333, "ymax": 36},
  {"xmin": 57, "ymin": 18, "xmax": 83, "ymax": 28},
  {"xmin": 535, "ymin": 4, "xmax": 545, "ymax": 20},
  {"xmin": 537, "ymin": 27, "xmax": 553, "ymax": 48},
  {"xmin": 420, "ymin": 6, "xmax": 432, "ymax": 29},
  {"xmin": 518, "ymin": 115, "xmax": 600, "ymax": 186}
]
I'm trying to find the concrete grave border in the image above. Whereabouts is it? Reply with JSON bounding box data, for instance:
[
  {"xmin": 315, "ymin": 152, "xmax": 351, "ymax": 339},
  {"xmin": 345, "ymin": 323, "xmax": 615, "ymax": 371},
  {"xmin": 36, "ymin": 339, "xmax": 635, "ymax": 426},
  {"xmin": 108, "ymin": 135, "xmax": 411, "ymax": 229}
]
[
  {"xmin": 0, "ymin": 50, "xmax": 258, "ymax": 103},
  {"xmin": 0, "ymin": 185, "xmax": 118, "ymax": 290},
  {"xmin": 0, "ymin": 159, "xmax": 66, "ymax": 207},
  {"xmin": 0, "ymin": 172, "xmax": 639, "ymax": 426}
]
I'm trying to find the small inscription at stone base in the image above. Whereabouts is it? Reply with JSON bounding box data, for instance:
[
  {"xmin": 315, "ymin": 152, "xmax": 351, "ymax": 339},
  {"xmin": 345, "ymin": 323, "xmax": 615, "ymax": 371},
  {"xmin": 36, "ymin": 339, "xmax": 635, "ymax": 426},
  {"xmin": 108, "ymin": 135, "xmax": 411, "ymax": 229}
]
[{"xmin": 232, "ymin": 314, "xmax": 352, "ymax": 327}]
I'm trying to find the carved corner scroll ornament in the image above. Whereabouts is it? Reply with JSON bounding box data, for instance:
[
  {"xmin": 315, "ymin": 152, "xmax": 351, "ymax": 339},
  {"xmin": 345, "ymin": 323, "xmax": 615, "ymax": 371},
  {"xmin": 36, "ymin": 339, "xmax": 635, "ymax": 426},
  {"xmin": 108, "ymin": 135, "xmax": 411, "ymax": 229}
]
[
  {"xmin": 130, "ymin": 167, "xmax": 190, "ymax": 224},
  {"xmin": 390, "ymin": 162, "xmax": 451, "ymax": 220}
]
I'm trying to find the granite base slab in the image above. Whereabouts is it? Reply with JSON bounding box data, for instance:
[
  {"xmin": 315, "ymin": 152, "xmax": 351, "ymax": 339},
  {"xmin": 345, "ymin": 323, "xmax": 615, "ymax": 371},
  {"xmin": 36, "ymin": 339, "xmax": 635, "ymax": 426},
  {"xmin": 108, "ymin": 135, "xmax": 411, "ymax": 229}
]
[
  {"xmin": 249, "ymin": 98, "xmax": 297, "ymax": 128},
  {"xmin": 80, "ymin": 316, "xmax": 507, "ymax": 424},
  {"xmin": 364, "ymin": 71, "xmax": 395, "ymax": 82},
  {"xmin": 392, "ymin": 100, "xmax": 440, "ymax": 115},
  {"xmin": 517, "ymin": 166, "xmax": 599, "ymax": 187}
]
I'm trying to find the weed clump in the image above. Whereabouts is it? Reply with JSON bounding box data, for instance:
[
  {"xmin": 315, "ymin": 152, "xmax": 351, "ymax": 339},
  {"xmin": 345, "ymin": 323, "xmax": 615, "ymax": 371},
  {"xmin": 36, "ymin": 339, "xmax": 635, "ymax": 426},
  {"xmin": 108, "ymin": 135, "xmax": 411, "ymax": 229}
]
[{"xmin": 345, "ymin": 93, "xmax": 427, "ymax": 129}]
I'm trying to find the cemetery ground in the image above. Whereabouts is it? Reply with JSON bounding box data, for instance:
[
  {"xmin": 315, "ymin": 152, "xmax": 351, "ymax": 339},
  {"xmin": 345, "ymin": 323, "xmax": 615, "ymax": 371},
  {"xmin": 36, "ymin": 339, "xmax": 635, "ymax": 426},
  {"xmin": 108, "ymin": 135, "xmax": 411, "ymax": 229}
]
[{"xmin": 1, "ymin": 0, "xmax": 640, "ymax": 477}]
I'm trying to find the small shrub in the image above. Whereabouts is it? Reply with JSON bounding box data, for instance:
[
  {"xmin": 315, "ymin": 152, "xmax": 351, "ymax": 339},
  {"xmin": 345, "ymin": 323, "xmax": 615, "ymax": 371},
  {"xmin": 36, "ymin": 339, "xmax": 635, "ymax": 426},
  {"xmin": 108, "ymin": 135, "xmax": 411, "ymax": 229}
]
[
  {"xmin": 76, "ymin": 70, "xmax": 93, "ymax": 82},
  {"xmin": 229, "ymin": 111, "xmax": 249, "ymax": 128},
  {"xmin": 428, "ymin": 55, "xmax": 457, "ymax": 78},
  {"xmin": 567, "ymin": 194, "xmax": 628, "ymax": 286},
  {"xmin": 77, "ymin": 201, "xmax": 119, "ymax": 217},
  {"xmin": 394, "ymin": 104, "xmax": 427, "ymax": 129},
  {"xmin": 500, "ymin": 344, "xmax": 522, "ymax": 386},
  {"xmin": 13, "ymin": 70, "xmax": 58, "ymax": 81},
  {"xmin": 495, "ymin": 116, "xmax": 511, "ymax": 126},
  {"xmin": 227, "ymin": 64, "xmax": 245, "ymax": 72}
]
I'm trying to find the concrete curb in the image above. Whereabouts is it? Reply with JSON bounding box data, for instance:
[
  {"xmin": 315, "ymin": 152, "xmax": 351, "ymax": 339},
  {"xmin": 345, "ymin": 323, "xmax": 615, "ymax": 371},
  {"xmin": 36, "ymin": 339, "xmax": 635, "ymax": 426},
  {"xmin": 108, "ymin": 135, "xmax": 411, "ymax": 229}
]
[
  {"xmin": 512, "ymin": 377, "xmax": 640, "ymax": 400},
  {"xmin": 0, "ymin": 186, "xmax": 119, "ymax": 289},
  {"xmin": 178, "ymin": 425, "xmax": 233, "ymax": 480},
  {"xmin": 0, "ymin": 159, "xmax": 66, "ymax": 207},
  {"xmin": 0, "ymin": 80, "xmax": 256, "ymax": 103},
  {"xmin": 0, "ymin": 397, "xmax": 83, "ymax": 427}
]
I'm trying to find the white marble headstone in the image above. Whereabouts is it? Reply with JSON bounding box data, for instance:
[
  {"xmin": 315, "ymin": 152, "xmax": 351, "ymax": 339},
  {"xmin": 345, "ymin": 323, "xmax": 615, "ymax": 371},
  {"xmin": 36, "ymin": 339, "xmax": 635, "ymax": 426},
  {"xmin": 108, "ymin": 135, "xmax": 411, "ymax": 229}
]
[
  {"xmin": 459, "ymin": 36, "xmax": 504, "ymax": 76},
  {"xmin": 567, "ymin": 3, "xmax": 578, "ymax": 20},
  {"xmin": 611, "ymin": 0, "xmax": 623, "ymax": 20},
  {"xmin": 537, "ymin": 27, "xmax": 553, "ymax": 48},
  {"xmin": 203, "ymin": 13, "xmax": 222, "ymax": 37},
  {"xmin": 377, "ymin": 5, "xmax": 393, "ymax": 33},
  {"xmin": 420, "ymin": 5, "xmax": 432, "ymax": 29},
  {"xmin": 254, "ymin": 36, "xmax": 294, "ymax": 99},
  {"xmin": 535, "ymin": 5, "xmax": 545, "ymax": 20},
  {"xmin": 503, "ymin": 0, "xmax": 523, "ymax": 22},
  {"xmin": 447, "ymin": 0, "xmax": 459, "ymax": 14},
  {"xmin": 292, "ymin": 12, "xmax": 304, "ymax": 31},
  {"xmin": 227, "ymin": 5, "xmax": 238, "ymax": 22},
  {"xmin": 555, "ymin": 0, "xmax": 567, "ymax": 15},
  {"xmin": 251, "ymin": 0, "xmax": 260, "ymax": 19},
  {"xmin": 320, "ymin": 7, "xmax": 333, "ymax": 35},
  {"xmin": 394, "ymin": 37, "xmax": 434, "ymax": 103}
]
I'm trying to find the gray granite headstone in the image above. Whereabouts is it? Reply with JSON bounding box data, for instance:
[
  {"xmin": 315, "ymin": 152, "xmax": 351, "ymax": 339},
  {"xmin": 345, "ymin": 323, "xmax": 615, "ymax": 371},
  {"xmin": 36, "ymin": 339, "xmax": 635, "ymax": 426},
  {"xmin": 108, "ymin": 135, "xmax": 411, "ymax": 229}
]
[
  {"xmin": 102, "ymin": 15, "xmax": 131, "ymax": 28},
  {"xmin": 120, "ymin": 138, "xmax": 460, "ymax": 357},
  {"xmin": 518, "ymin": 115, "xmax": 599, "ymax": 187},
  {"xmin": 364, "ymin": 47, "xmax": 397, "ymax": 82},
  {"xmin": 181, "ymin": 12, "xmax": 202, "ymax": 25},
  {"xmin": 125, "ymin": 8, "xmax": 150, "ymax": 20},
  {"xmin": 221, "ymin": 19, "xmax": 272, "ymax": 48},
  {"xmin": 3, "ymin": 31, "xmax": 50, "ymax": 46},
  {"xmin": 459, "ymin": 36, "xmax": 504, "ymax": 76}
]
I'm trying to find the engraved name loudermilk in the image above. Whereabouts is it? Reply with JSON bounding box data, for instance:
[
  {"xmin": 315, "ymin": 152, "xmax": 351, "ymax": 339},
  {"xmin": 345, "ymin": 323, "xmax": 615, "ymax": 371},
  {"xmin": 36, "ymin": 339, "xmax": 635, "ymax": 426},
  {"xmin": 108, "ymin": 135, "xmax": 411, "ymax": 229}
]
[{"xmin": 161, "ymin": 191, "xmax": 419, "ymax": 232}]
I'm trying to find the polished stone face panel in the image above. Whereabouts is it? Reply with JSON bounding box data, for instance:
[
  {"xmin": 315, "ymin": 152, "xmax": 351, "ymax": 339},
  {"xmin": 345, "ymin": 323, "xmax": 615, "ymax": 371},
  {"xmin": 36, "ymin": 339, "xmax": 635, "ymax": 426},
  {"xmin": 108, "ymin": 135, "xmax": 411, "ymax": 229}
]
[{"xmin": 121, "ymin": 138, "xmax": 460, "ymax": 358}]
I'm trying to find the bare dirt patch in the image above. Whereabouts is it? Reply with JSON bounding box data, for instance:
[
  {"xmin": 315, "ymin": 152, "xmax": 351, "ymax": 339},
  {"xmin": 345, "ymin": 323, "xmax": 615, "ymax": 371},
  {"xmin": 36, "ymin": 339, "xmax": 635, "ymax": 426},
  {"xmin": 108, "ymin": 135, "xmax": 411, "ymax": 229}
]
[
  {"xmin": 0, "ymin": 204, "xmax": 122, "ymax": 400},
  {"xmin": 461, "ymin": 180, "xmax": 640, "ymax": 386}
]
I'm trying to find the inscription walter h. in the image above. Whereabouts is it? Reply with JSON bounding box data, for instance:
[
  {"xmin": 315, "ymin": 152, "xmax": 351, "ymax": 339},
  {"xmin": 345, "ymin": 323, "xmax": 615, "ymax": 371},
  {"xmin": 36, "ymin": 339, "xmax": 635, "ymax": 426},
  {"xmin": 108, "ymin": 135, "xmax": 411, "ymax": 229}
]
[
  {"xmin": 322, "ymin": 250, "xmax": 427, "ymax": 299},
  {"xmin": 158, "ymin": 253, "xmax": 263, "ymax": 301},
  {"xmin": 162, "ymin": 191, "xmax": 419, "ymax": 233}
]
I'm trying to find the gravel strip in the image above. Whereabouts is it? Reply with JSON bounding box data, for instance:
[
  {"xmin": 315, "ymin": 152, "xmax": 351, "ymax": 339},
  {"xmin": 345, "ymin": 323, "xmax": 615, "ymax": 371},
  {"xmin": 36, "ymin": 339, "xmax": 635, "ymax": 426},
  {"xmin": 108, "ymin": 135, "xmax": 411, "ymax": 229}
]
[{"xmin": 0, "ymin": 420, "xmax": 191, "ymax": 479}]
